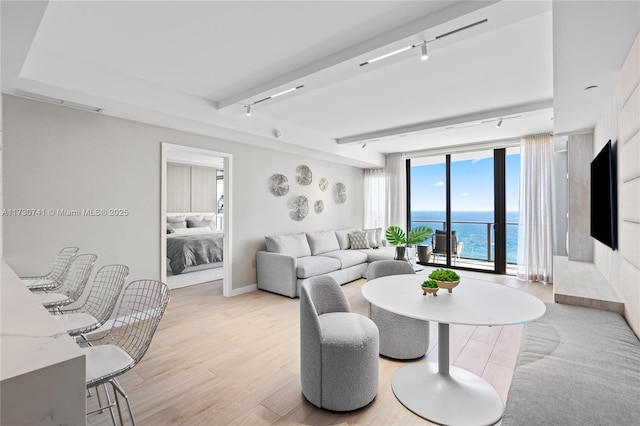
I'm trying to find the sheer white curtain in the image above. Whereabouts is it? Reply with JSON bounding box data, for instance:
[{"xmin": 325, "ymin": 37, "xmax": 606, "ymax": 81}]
[
  {"xmin": 385, "ymin": 153, "xmax": 407, "ymax": 229},
  {"xmin": 517, "ymin": 134, "xmax": 554, "ymax": 283},
  {"xmin": 364, "ymin": 168, "xmax": 385, "ymax": 228}
]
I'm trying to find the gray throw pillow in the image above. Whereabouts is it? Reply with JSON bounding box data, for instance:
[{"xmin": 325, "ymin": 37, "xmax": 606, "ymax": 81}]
[
  {"xmin": 187, "ymin": 219, "xmax": 212, "ymax": 229},
  {"xmin": 349, "ymin": 231, "xmax": 370, "ymax": 249}
]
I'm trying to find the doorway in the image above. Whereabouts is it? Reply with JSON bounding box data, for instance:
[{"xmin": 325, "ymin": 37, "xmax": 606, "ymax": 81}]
[{"xmin": 161, "ymin": 143, "xmax": 233, "ymax": 296}]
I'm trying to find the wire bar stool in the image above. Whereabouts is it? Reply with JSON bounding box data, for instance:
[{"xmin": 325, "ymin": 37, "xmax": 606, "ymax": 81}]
[
  {"xmin": 32, "ymin": 254, "xmax": 97, "ymax": 310},
  {"xmin": 83, "ymin": 280, "xmax": 170, "ymax": 425},
  {"xmin": 53, "ymin": 264, "xmax": 130, "ymax": 338},
  {"xmin": 21, "ymin": 246, "xmax": 79, "ymax": 291}
]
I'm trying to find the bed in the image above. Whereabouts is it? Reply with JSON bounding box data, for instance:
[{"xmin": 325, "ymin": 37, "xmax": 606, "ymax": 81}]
[{"xmin": 166, "ymin": 214, "xmax": 224, "ymax": 275}]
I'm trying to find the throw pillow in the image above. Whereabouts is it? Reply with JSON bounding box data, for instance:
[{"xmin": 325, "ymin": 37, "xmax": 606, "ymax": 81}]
[
  {"xmin": 167, "ymin": 221, "xmax": 186, "ymax": 232},
  {"xmin": 364, "ymin": 228, "xmax": 381, "ymax": 248},
  {"xmin": 349, "ymin": 231, "xmax": 370, "ymax": 249},
  {"xmin": 187, "ymin": 219, "xmax": 213, "ymax": 229}
]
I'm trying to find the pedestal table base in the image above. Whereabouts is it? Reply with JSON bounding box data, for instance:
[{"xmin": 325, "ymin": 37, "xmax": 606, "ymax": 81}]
[{"xmin": 392, "ymin": 362, "xmax": 504, "ymax": 426}]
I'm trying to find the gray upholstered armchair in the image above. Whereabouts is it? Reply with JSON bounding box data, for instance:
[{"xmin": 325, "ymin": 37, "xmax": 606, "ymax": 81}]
[
  {"xmin": 366, "ymin": 260, "xmax": 430, "ymax": 360},
  {"xmin": 300, "ymin": 276, "xmax": 379, "ymax": 411}
]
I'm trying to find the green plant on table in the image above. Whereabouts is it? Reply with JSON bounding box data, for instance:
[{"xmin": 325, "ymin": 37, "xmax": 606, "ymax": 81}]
[
  {"xmin": 428, "ymin": 268, "xmax": 460, "ymax": 282},
  {"xmin": 421, "ymin": 279, "xmax": 439, "ymax": 289}
]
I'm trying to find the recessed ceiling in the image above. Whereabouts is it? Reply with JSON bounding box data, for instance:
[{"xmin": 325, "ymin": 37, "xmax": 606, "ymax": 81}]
[{"xmin": 2, "ymin": 1, "xmax": 638, "ymax": 168}]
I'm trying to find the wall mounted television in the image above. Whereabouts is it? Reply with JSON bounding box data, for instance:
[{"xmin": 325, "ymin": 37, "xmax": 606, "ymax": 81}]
[{"xmin": 590, "ymin": 139, "xmax": 617, "ymax": 249}]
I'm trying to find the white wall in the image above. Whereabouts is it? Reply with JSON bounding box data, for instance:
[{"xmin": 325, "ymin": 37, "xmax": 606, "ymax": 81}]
[
  {"xmin": 2, "ymin": 95, "xmax": 364, "ymax": 292},
  {"xmin": 593, "ymin": 33, "xmax": 640, "ymax": 334}
]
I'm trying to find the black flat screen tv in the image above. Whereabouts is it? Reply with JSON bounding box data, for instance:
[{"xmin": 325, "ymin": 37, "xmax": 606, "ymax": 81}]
[{"xmin": 590, "ymin": 140, "xmax": 617, "ymax": 249}]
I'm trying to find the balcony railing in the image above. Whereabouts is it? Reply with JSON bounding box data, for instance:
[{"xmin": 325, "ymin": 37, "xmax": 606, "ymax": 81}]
[{"xmin": 410, "ymin": 219, "xmax": 519, "ymax": 265}]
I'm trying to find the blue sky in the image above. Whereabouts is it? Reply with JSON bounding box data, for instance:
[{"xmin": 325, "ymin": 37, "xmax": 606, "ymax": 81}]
[{"xmin": 410, "ymin": 154, "xmax": 520, "ymax": 211}]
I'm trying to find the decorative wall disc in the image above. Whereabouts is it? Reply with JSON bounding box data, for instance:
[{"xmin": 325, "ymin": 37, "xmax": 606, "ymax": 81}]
[
  {"xmin": 332, "ymin": 182, "xmax": 347, "ymax": 204},
  {"xmin": 289, "ymin": 195, "xmax": 309, "ymax": 221},
  {"xmin": 314, "ymin": 200, "xmax": 325, "ymax": 213},
  {"xmin": 268, "ymin": 174, "xmax": 289, "ymax": 196},
  {"xmin": 295, "ymin": 165, "xmax": 312, "ymax": 186},
  {"xmin": 318, "ymin": 177, "xmax": 329, "ymax": 191}
]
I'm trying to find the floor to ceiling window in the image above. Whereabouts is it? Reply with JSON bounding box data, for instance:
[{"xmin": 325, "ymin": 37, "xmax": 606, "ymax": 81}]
[{"xmin": 409, "ymin": 148, "xmax": 520, "ymax": 274}]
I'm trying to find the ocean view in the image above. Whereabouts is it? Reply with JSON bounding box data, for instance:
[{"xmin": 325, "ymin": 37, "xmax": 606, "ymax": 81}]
[{"xmin": 410, "ymin": 210, "xmax": 520, "ymax": 264}]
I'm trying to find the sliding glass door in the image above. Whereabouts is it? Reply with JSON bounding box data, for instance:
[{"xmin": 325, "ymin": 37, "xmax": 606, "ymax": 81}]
[{"xmin": 409, "ymin": 148, "xmax": 519, "ymax": 274}]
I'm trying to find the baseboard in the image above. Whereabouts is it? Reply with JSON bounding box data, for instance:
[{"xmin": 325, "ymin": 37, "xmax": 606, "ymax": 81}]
[{"xmin": 229, "ymin": 283, "xmax": 258, "ymax": 296}]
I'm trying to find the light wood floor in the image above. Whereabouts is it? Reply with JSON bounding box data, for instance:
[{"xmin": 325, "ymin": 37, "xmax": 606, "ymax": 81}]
[{"xmin": 87, "ymin": 269, "xmax": 552, "ymax": 425}]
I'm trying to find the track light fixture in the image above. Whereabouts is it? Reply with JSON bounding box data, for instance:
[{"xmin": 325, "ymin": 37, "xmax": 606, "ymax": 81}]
[
  {"xmin": 359, "ymin": 19, "xmax": 487, "ymax": 67},
  {"xmin": 243, "ymin": 85, "xmax": 305, "ymax": 116},
  {"xmin": 496, "ymin": 118, "xmax": 503, "ymax": 128},
  {"xmin": 362, "ymin": 143, "xmax": 367, "ymax": 148}
]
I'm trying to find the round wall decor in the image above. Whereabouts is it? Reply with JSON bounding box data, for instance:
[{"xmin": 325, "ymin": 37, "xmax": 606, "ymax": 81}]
[
  {"xmin": 314, "ymin": 200, "xmax": 325, "ymax": 213},
  {"xmin": 289, "ymin": 195, "xmax": 309, "ymax": 221},
  {"xmin": 332, "ymin": 182, "xmax": 347, "ymax": 204},
  {"xmin": 295, "ymin": 165, "xmax": 312, "ymax": 186},
  {"xmin": 268, "ymin": 174, "xmax": 289, "ymax": 196},
  {"xmin": 318, "ymin": 177, "xmax": 329, "ymax": 192}
]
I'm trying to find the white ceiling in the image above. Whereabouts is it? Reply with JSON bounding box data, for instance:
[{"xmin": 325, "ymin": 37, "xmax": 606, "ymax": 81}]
[{"xmin": 2, "ymin": 1, "xmax": 639, "ymax": 168}]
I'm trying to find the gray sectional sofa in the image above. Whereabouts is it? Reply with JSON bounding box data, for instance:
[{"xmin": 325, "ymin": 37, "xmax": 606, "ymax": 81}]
[{"xmin": 256, "ymin": 229, "xmax": 396, "ymax": 297}]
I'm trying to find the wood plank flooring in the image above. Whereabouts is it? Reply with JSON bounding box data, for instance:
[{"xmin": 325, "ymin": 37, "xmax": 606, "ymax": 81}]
[{"xmin": 87, "ymin": 269, "xmax": 552, "ymax": 425}]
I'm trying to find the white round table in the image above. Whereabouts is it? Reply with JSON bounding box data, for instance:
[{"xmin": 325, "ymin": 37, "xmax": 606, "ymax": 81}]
[{"xmin": 362, "ymin": 275, "xmax": 546, "ymax": 426}]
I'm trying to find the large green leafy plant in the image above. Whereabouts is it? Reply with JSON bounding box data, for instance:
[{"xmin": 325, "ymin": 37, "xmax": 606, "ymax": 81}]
[{"xmin": 385, "ymin": 225, "xmax": 433, "ymax": 247}]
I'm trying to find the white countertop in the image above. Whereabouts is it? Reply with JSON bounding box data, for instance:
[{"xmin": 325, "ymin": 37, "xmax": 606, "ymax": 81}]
[
  {"xmin": 1, "ymin": 261, "xmax": 84, "ymax": 381},
  {"xmin": 362, "ymin": 274, "xmax": 546, "ymax": 326}
]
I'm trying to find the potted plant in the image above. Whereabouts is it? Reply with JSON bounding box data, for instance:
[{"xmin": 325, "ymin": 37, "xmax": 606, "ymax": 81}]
[
  {"xmin": 421, "ymin": 279, "xmax": 439, "ymax": 296},
  {"xmin": 385, "ymin": 225, "xmax": 433, "ymax": 261},
  {"xmin": 428, "ymin": 268, "xmax": 460, "ymax": 293}
]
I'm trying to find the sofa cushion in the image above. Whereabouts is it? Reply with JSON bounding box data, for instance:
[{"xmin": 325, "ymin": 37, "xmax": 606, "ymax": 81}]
[
  {"xmin": 321, "ymin": 250, "xmax": 368, "ymax": 269},
  {"xmin": 357, "ymin": 247, "xmax": 396, "ymax": 262},
  {"xmin": 296, "ymin": 256, "xmax": 341, "ymax": 279},
  {"xmin": 306, "ymin": 231, "xmax": 341, "ymax": 255},
  {"xmin": 335, "ymin": 229, "xmax": 357, "ymax": 250},
  {"xmin": 265, "ymin": 233, "xmax": 311, "ymax": 258},
  {"xmin": 349, "ymin": 230, "xmax": 370, "ymax": 249}
]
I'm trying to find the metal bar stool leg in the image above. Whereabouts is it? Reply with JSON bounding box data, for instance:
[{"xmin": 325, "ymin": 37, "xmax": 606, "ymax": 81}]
[{"xmin": 111, "ymin": 378, "xmax": 136, "ymax": 425}]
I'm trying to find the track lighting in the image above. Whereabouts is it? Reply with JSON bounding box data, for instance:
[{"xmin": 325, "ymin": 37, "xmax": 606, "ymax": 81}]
[
  {"xmin": 359, "ymin": 19, "xmax": 488, "ymax": 67},
  {"xmin": 362, "ymin": 143, "xmax": 367, "ymax": 148},
  {"xmin": 245, "ymin": 105, "xmax": 252, "ymax": 116},
  {"xmin": 496, "ymin": 118, "xmax": 503, "ymax": 128}
]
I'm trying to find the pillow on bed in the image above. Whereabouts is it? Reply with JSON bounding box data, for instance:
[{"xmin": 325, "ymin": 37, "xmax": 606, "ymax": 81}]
[
  {"xmin": 187, "ymin": 219, "xmax": 214, "ymax": 229},
  {"xmin": 167, "ymin": 222, "xmax": 187, "ymax": 233},
  {"xmin": 170, "ymin": 227, "xmax": 212, "ymax": 235},
  {"xmin": 167, "ymin": 215, "xmax": 187, "ymax": 232},
  {"xmin": 167, "ymin": 215, "xmax": 186, "ymax": 223}
]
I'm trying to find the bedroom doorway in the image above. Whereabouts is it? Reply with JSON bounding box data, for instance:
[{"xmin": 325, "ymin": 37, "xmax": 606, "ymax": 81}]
[{"xmin": 161, "ymin": 143, "xmax": 232, "ymax": 297}]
